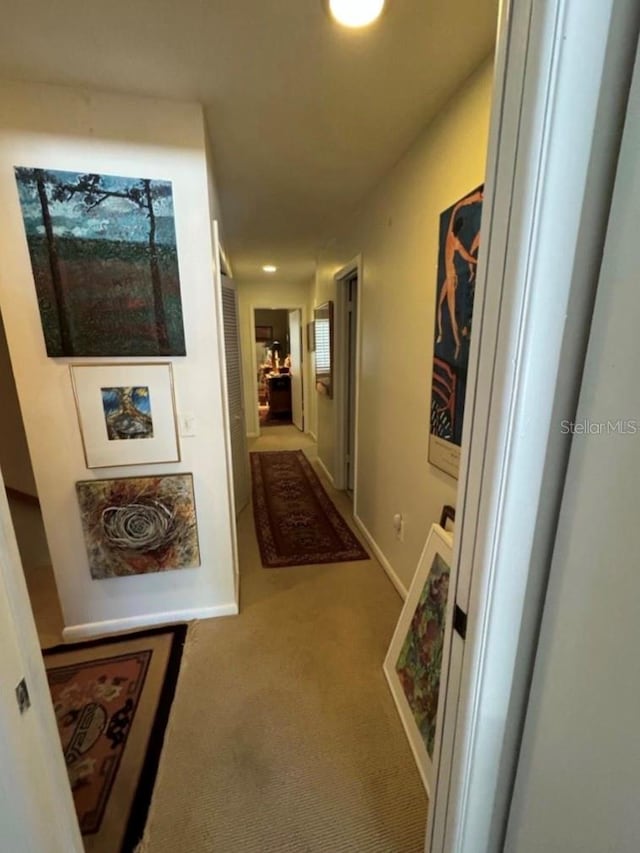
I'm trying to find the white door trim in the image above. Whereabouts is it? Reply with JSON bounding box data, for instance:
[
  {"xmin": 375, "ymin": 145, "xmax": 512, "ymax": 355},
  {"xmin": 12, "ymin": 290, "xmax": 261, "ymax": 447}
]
[
  {"xmin": 433, "ymin": 0, "xmax": 640, "ymax": 850},
  {"xmin": 212, "ymin": 221, "xmax": 241, "ymax": 607},
  {"xmin": 333, "ymin": 255, "xmax": 363, "ymax": 502},
  {"xmin": 288, "ymin": 308, "xmax": 305, "ymax": 431}
]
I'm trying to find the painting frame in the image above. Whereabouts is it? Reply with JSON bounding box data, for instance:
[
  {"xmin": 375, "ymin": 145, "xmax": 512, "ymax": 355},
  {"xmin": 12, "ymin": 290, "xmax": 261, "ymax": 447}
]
[
  {"xmin": 70, "ymin": 363, "xmax": 180, "ymax": 469},
  {"xmin": 76, "ymin": 473, "xmax": 200, "ymax": 579},
  {"xmin": 439, "ymin": 504, "xmax": 456, "ymax": 533},
  {"xmin": 383, "ymin": 523, "xmax": 456, "ymax": 797},
  {"xmin": 306, "ymin": 321, "xmax": 315, "ymax": 352},
  {"xmin": 429, "ymin": 185, "xmax": 484, "ymax": 478},
  {"xmin": 255, "ymin": 325, "xmax": 273, "ymax": 342},
  {"xmin": 14, "ymin": 166, "xmax": 186, "ymax": 357}
]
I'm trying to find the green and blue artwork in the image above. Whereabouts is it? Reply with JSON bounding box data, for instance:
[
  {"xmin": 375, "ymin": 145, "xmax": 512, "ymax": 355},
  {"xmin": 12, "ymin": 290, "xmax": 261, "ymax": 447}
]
[
  {"xmin": 395, "ymin": 552, "xmax": 450, "ymax": 758},
  {"xmin": 14, "ymin": 167, "xmax": 186, "ymax": 357},
  {"xmin": 101, "ymin": 386, "xmax": 153, "ymax": 441}
]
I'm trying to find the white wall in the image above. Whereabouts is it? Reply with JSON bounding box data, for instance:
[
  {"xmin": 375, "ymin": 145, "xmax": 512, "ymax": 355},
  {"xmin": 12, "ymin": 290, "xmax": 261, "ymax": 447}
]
[
  {"xmin": 0, "ymin": 461, "xmax": 82, "ymax": 852},
  {"xmin": 505, "ymin": 40, "xmax": 640, "ymax": 853},
  {"xmin": 254, "ymin": 309, "xmax": 290, "ymax": 346},
  {"xmin": 0, "ymin": 80, "xmax": 237, "ymax": 637},
  {"xmin": 237, "ymin": 278, "xmax": 314, "ymax": 436},
  {"xmin": 313, "ymin": 58, "xmax": 493, "ymax": 592},
  {"xmin": 0, "ymin": 314, "xmax": 37, "ymax": 495}
]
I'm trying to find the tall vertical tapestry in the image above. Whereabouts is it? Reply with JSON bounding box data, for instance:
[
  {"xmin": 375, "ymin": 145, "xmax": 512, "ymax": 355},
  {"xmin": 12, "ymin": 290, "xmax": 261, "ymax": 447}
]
[
  {"xmin": 429, "ymin": 185, "xmax": 483, "ymax": 478},
  {"xmin": 14, "ymin": 168, "xmax": 186, "ymax": 357}
]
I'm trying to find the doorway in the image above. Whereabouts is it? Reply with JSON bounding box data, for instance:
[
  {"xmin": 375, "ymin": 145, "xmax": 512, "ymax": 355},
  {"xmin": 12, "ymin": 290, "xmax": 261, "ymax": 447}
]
[
  {"xmin": 335, "ymin": 260, "xmax": 361, "ymax": 499},
  {"xmin": 0, "ymin": 310, "xmax": 63, "ymax": 648},
  {"xmin": 253, "ymin": 307, "xmax": 305, "ymax": 432},
  {"xmin": 344, "ymin": 273, "xmax": 358, "ymax": 497}
]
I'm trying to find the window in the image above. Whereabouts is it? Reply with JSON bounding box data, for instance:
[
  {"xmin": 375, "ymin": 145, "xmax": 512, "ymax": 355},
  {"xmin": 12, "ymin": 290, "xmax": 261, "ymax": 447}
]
[
  {"xmin": 314, "ymin": 301, "xmax": 333, "ymax": 398},
  {"xmin": 315, "ymin": 318, "xmax": 331, "ymax": 372}
]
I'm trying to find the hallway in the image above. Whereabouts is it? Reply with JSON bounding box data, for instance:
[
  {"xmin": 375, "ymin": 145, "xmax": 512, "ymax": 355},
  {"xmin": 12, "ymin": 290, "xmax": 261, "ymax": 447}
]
[{"xmin": 139, "ymin": 427, "xmax": 427, "ymax": 852}]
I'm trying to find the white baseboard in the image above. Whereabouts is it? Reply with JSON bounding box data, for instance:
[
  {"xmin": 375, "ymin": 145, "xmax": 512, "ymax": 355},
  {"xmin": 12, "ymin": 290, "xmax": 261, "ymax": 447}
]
[
  {"xmin": 316, "ymin": 456, "xmax": 335, "ymax": 487},
  {"xmin": 308, "ymin": 430, "xmax": 317, "ymax": 442},
  {"xmin": 246, "ymin": 431, "xmax": 260, "ymax": 439},
  {"xmin": 353, "ymin": 513, "xmax": 407, "ymax": 600},
  {"xmin": 62, "ymin": 602, "xmax": 239, "ymax": 642}
]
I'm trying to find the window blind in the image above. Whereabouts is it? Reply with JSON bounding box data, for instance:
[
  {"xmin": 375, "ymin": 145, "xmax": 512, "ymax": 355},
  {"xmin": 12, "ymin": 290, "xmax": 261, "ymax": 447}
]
[{"xmin": 315, "ymin": 318, "xmax": 331, "ymax": 371}]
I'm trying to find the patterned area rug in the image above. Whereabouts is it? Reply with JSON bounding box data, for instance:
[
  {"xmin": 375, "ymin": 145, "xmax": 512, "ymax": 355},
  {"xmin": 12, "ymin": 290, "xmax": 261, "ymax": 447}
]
[
  {"xmin": 251, "ymin": 450, "xmax": 369, "ymax": 567},
  {"xmin": 44, "ymin": 625, "xmax": 186, "ymax": 853}
]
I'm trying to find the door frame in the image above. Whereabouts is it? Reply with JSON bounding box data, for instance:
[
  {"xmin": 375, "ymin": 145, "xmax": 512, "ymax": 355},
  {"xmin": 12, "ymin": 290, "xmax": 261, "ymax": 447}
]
[
  {"xmin": 333, "ymin": 256, "xmax": 363, "ymax": 501},
  {"xmin": 287, "ymin": 307, "xmax": 305, "ymax": 432},
  {"xmin": 213, "ymin": 222, "xmax": 241, "ymax": 606},
  {"xmin": 432, "ymin": 0, "xmax": 640, "ymax": 850},
  {"xmin": 248, "ymin": 302, "xmax": 308, "ymax": 436}
]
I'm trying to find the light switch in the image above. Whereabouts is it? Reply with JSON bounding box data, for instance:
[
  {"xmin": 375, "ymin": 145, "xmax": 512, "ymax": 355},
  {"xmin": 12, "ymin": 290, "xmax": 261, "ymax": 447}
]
[{"xmin": 181, "ymin": 414, "xmax": 197, "ymax": 437}]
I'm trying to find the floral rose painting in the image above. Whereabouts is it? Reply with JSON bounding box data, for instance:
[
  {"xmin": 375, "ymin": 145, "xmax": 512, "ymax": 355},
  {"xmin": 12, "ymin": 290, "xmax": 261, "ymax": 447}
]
[{"xmin": 395, "ymin": 552, "xmax": 450, "ymax": 758}]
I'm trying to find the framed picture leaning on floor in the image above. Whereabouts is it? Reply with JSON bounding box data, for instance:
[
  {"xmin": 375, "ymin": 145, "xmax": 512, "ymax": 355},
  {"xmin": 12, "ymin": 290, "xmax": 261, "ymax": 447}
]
[{"xmin": 383, "ymin": 523, "xmax": 456, "ymax": 797}]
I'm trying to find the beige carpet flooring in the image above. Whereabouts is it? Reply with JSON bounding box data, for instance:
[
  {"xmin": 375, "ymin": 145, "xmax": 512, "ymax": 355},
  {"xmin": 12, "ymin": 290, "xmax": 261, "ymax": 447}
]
[{"xmin": 139, "ymin": 427, "xmax": 428, "ymax": 852}]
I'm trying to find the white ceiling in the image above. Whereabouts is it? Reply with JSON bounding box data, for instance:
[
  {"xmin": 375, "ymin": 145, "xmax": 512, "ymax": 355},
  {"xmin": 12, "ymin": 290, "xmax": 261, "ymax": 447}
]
[{"xmin": 0, "ymin": 0, "xmax": 498, "ymax": 283}]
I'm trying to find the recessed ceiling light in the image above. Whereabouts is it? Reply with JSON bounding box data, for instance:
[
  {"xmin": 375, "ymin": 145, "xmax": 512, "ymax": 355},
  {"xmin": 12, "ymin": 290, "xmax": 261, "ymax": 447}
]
[
  {"xmin": 328, "ymin": 0, "xmax": 385, "ymax": 28},
  {"xmin": 262, "ymin": 265, "xmax": 277, "ymax": 273}
]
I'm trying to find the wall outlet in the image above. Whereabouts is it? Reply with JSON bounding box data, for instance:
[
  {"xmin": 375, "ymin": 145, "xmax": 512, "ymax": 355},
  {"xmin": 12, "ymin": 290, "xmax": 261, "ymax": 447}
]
[{"xmin": 393, "ymin": 513, "xmax": 405, "ymax": 542}]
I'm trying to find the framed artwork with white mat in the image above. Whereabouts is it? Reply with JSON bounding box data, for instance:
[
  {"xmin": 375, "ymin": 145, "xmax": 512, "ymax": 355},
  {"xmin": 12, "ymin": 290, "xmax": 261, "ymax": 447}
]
[
  {"xmin": 383, "ymin": 523, "xmax": 456, "ymax": 797},
  {"xmin": 70, "ymin": 362, "xmax": 180, "ymax": 468}
]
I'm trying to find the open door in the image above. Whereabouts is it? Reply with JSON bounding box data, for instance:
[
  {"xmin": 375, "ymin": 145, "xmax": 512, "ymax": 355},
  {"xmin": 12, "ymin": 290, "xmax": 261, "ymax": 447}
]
[
  {"xmin": 221, "ymin": 277, "xmax": 250, "ymax": 515},
  {"xmin": 213, "ymin": 220, "xmax": 250, "ymax": 519},
  {"xmin": 288, "ymin": 308, "xmax": 304, "ymax": 432}
]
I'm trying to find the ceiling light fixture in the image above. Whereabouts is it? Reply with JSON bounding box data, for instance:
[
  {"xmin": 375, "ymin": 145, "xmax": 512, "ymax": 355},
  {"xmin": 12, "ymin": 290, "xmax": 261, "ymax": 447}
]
[
  {"xmin": 262, "ymin": 265, "xmax": 277, "ymax": 273},
  {"xmin": 328, "ymin": 0, "xmax": 385, "ymax": 28}
]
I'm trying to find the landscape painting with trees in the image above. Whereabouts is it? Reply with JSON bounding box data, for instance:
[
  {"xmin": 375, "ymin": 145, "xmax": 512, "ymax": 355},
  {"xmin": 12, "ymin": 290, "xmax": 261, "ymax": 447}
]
[{"xmin": 14, "ymin": 167, "xmax": 186, "ymax": 356}]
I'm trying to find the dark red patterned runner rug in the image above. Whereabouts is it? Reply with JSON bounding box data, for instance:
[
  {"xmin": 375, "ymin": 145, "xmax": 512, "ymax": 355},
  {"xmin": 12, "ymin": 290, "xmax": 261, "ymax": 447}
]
[
  {"xmin": 44, "ymin": 624, "xmax": 186, "ymax": 853},
  {"xmin": 251, "ymin": 450, "xmax": 369, "ymax": 567}
]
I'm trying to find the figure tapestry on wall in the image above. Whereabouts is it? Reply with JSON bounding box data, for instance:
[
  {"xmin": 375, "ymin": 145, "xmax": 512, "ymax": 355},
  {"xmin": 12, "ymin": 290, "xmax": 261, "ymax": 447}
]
[
  {"xmin": 429, "ymin": 185, "xmax": 483, "ymax": 478},
  {"xmin": 14, "ymin": 167, "xmax": 186, "ymax": 357}
]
